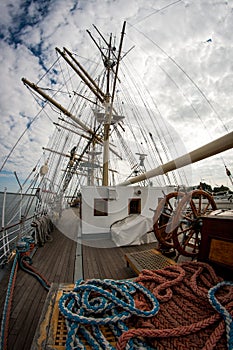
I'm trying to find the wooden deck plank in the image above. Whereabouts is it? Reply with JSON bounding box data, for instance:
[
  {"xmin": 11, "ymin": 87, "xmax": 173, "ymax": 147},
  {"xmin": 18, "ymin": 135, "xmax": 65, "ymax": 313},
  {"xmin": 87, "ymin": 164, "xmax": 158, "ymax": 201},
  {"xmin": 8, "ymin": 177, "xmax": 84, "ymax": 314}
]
[
  {"xmin": 33, "ymin": 230, "xmax": 75, "ymax": 284},
  {"xmin": 0, "ymin": 228, "xmax": 77, "ymax": 350},
  {"xmin": 8, "ymin": 282, "xmax": 47, "ymax": 349},
  {"xmin": 82, "ymin": 241, "xmax": 158, "ymax": 280},
  {"xmin": 0, "ymin": 227, "xmax": 160, "ymax": 350}
]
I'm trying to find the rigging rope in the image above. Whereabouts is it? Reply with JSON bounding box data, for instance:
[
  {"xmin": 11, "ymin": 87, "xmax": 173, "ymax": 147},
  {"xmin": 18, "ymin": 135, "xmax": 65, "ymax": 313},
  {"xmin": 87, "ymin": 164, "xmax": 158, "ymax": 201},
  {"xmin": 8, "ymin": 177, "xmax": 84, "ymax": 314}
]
[
  {"xmin": 0, "ymin": 106, "xmax": 43, "ymax": 173},
  {"xmin": 130, "ymin": 0, "xmax": 183, "ymax": 26},
  {"xmin": 121, "ymin": 57, "xmax": 181, "ymax": 186},
  {"xmin": 127, "ymin": 22, "xmax": 229, "ymax": 135},
  {"xmin": 117, "ymin": 61, "xmax": 172, "ymax": 186}
]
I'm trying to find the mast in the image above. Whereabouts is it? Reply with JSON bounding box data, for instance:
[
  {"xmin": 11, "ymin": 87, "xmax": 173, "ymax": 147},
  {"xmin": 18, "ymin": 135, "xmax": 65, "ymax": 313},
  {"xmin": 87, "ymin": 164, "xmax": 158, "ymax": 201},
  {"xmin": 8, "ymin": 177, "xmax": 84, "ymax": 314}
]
[
  {"xmin": 102, "ymin": 21, "xmax": 126, "ymax": 186},
  {"xmin": 118, "ymin": 131, "xmax": 233, "ymax": 186},
  {"xmin": 22, "ymin": 78, "xmax": 122, "ymax": 161},
  {"xmin": 55, "ymin": 47, "xmax": 105, "ymax": 103},
  {"xmin": 22, "ymin": 78, "xmax": 97, "ymax": 135},
  {"xmin": 102, "ymin": 31, "xmax": 112, "ymax": 187},
  {"xmin": 22, "ymin": 22, "xmax": 126, "ymax": 190}
]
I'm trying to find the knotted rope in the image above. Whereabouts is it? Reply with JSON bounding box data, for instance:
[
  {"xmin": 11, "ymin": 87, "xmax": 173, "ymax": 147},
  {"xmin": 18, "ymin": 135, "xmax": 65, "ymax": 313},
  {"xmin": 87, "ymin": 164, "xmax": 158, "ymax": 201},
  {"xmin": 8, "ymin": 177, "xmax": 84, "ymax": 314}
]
[
  {"xmin": 59, "ymin": 278, "xmax": 160, "ymax": 349},
  {"xmin": 116, "ymin": 262, "xmax": 232, "ymax": 350}
]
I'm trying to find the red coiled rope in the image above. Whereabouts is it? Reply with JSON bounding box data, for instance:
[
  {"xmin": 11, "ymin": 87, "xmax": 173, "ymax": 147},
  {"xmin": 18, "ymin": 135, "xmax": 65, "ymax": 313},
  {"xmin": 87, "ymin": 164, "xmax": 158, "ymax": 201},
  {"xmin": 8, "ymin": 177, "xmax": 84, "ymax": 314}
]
[{"xmin": 117, "ymin": 262, "xmax": 232, "ymax": 350}]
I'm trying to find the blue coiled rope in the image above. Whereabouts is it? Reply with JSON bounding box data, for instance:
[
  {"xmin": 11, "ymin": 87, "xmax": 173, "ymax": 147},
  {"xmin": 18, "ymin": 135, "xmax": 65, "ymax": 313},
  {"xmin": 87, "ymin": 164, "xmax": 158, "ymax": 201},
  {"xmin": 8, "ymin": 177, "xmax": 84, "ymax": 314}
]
[
  {"xmin": 0, "ymin": 251, "xmax": 19, "ymax": 350},
  {"xmin": 0, "ymin": 239, "xmax": 49, "ymax": 349},
  {"xmin": 208, "ymin": 281, "xmax": 233, "ymax": 350},
  {"xmin": 59, "ymin": 278, "xmax": 160, "ymax": 349}
]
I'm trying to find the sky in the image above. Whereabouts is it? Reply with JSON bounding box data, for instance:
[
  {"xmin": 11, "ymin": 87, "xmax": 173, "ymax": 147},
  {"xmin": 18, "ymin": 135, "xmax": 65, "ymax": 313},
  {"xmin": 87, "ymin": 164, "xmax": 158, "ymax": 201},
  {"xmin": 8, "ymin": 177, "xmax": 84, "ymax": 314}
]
[{"xmin": 0, "ymin": 0, "xmax": 233, "ymax": 193}]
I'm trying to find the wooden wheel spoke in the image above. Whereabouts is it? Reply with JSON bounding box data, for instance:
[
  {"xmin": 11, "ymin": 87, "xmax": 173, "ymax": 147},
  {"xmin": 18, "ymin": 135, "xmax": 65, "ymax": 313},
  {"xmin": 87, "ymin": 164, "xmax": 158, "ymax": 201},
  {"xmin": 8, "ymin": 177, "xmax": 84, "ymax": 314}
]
[
  {"xmin": 202, "ymin": 201, "xmax": 211, "ymax": 215},
  {"xmin": 171, "ymin": 189, "xmax": 217, "ymax": 257},
  {"xmin": 190, "ymin": 199, "xmax": 198, "ymax": 218},
  {"xmin": 167, "ymin": 201, "xmax": 174, "ymax": 212},
  {"xmin": 198, "ymin": 195, "xmax": 202, "ymax": 213},
  {"xmin": 192, "ymin": 233, "xmax": 200, "ymax": 252},
  {"xmin": 159, "ymin": 229, "xmax": 173, "ymax": 241},
  {"xmin": 183, "ymin": 230, "xmax": 197, "ymax": 248},
  {"xmin": 167, "ymin": 196, "xmax": 182, "ymax": 212},
  {"xmin": 159, "ymin": 223, "xmax": 168, "ymax": 230},
  {"xmin": 177, "ymin": 225, "xmax": 191, "ymax": 236},
  {"xmin": 158, "ymin": 224, "xmax": 169, "ymax": 235},
  {"xmin": 175, "ymin": 229, "xmax": 200, "ymax": 255},
  {"xmin": 153, "ymin": 191, "xmax": 185, "ymax": 248},
  {"xmin": 181, "ymin": 213, "xmax": 193, "ymax": 223},
  {"xmin": 197, "ymin": 194, "xmax": 209, "ymax": 215},
  {"xmin": 161, "ymin": 211, "xmax": 172, "ymax": 220}
]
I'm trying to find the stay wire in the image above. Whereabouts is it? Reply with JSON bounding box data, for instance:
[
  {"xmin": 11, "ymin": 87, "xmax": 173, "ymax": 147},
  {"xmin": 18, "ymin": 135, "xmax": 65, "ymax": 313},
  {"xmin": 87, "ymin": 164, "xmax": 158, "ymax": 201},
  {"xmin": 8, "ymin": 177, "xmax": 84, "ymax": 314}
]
[
  {"xmin": 128, "ymin": 69, "xmax": 183, "ymax": 186},
  {"xmin": 127, "ymin": 22, "xmax": 229, "ymax": 134},
  {"xmin": 116, "ymin": 64, "xmax": 168, "ymax": 186},
  {"xmin": 130, "ymin": 0, "xmax": 183, "ymax": 26},
  {"xmin": 0, "ymin": 61, "xmax": 76, "ymax": 173}
]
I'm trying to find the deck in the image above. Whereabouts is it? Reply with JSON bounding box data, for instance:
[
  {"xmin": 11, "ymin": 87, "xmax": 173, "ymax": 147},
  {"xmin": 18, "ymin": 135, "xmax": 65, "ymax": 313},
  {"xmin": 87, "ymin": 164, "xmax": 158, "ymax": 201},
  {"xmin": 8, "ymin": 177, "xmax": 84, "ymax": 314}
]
[
  {"xmin": 0, "ymin": 226, "xmax": 158, "ymax": 350},
  {"xmin": 2, "ymin": 210, "xmax": 232, "ymax": 350}
]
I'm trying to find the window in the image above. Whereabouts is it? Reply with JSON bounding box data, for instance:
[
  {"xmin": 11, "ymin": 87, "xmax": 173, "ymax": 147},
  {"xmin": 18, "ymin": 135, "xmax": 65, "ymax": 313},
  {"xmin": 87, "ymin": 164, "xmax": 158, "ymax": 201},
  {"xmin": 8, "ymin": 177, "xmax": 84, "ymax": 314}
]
[
  {"xmin": 94, "ymin": 198, "xmax": 108, "ymax": 216},
  {"xmin": 128, "ymin": 198, "xmax": 141, "ymax": 214}
]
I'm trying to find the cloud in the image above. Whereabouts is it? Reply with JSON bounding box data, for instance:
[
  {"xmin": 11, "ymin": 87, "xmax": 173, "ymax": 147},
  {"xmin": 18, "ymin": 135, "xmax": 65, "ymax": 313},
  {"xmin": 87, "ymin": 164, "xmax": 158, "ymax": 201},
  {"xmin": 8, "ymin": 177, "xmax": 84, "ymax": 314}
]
[{"xmin": 0, "ymin": 0, "xmax": 232, "ymax": 193}]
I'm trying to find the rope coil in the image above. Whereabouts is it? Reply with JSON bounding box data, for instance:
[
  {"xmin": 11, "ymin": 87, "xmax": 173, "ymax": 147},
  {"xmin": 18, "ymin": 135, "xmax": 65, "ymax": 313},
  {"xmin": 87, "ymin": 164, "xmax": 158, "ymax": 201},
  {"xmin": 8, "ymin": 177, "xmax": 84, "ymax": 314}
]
[
  {"xmin": 0, "ymin": 252, "xmax": 19, "ymax": 350},
  {"xmin": 208, "ymin": 281, "xmax": 233, "ymax": 350},
  {"xmin": 116, "ymin": 262, "xmax": 232, "ymax": 350},
  {"xmin": 59, "ymin": 279, "xmax": 159, "ymax": 349},
  {"xmin": 0, "ymin": 242, "xmax": 50, "ymax": 350}
]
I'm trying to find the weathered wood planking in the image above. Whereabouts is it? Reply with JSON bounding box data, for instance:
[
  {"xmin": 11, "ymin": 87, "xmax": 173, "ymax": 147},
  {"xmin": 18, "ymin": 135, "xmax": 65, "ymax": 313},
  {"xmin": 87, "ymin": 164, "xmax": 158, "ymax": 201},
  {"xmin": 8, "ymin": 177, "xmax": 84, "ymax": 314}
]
[
  {"xmin": 0, "ymin": 228, "xmax": 158, "ymax": 350},
  {"xmin": 0, "ymin": 229, "xmax": 76, "ymax": 350}
]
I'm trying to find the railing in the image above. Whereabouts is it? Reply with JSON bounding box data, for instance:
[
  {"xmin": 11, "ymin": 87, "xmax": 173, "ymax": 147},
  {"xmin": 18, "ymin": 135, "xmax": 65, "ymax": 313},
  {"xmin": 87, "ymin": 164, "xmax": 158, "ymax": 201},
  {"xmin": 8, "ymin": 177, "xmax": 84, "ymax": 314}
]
[{"xmin": 0, "ymin": 214, "xmax": 38, "ymax": 266}]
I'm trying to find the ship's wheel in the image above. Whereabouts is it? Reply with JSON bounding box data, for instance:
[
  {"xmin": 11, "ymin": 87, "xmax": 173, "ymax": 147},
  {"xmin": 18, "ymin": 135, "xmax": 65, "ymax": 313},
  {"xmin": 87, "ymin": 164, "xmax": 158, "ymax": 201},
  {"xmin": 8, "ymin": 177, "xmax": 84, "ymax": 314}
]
[
  {"xmin": 171, "ymin": 190, "xmax": 217, "ymax": 257},
  {"xmin": 153, "ymin": 191, "xmax": 185, "ymax": 250}
]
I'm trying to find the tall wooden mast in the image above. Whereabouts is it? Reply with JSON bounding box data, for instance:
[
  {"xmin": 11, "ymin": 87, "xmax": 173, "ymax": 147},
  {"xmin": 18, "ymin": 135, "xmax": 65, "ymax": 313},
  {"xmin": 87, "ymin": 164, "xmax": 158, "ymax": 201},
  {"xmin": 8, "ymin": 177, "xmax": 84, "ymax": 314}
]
[
  {"xmin": 22, "ymin": 22, "xmax": 126, "ymax": 189},
  {"xmin": 102, "ymin": 21, "xmax": 126, "ymax": 186}
]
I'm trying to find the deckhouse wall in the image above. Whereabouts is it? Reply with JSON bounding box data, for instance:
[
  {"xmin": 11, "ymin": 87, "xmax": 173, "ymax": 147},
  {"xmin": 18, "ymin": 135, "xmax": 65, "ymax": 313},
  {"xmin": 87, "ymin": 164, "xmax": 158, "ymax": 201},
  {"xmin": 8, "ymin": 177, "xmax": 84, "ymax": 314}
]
[{"xmin": 81, "ymin": 185, "xmax": 174, "ymax": 235}]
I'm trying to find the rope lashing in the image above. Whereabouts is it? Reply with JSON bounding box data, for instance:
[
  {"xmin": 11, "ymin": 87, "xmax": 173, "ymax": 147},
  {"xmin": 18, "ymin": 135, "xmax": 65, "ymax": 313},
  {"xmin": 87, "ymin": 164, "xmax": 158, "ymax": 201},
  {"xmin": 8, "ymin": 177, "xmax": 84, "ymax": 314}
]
[
  {"xmin": 16, "ymin": 240, "xmax": 30, "ymax": 255},
  {"xmin": 0, "ymin": 251, "xmax": 19, "ymax": 350},
  {"xmin": 19, "ymin": 255, "xmax": 51, "ymax": 291},
  {"xmin": 208, "ymin": 281, "xmax": 233, "ymax": 350},
  {"xmin": 31, "ymin": 215, "xmax": 53, "ymax": 246},
  {"xmin": 22, "ymin": 235, "xmax": 35, "ymax": 252},
  {"xmin": 59, "ymin": 278, "xmax": 159, "ymax": 350}
]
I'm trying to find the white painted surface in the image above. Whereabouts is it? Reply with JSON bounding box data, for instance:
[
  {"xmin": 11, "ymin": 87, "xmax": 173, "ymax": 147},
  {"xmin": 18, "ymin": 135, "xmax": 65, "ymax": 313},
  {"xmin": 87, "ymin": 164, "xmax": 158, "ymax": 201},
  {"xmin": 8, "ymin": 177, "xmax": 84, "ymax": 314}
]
[
  {"xmin": 81, "ymin": 185, "xmax": 174, "ymax": 235},
  {"xmin": 111, "ymin": 214, "xmax": 155, "ymax": 246}
]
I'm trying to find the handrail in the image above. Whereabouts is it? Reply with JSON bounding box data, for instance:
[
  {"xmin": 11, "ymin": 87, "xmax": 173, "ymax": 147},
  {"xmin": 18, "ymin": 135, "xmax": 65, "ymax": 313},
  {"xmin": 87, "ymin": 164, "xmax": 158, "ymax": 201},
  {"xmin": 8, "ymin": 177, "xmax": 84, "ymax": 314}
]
[{"xmin": 0, "ymin": 212, "xmax": 43, "ymax": 233}]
